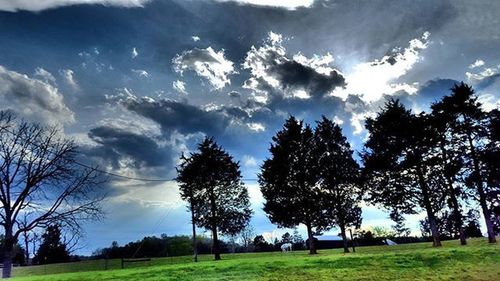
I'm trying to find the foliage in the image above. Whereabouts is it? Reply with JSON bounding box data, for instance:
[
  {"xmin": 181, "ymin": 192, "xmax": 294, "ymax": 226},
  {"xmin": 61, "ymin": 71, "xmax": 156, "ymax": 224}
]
[
  {"xmin": 420, "ymin": 209, "xmax": 483, "ymax": 239},
  {"xmin": 0, "ymin": 236, "xmax": 25, "ymax": 265},
  {"xmin": 34, "ymin": 225, "xmax": 70, "ymax": 265},
  {"xmin": 362, "ymin": 100, "xmax": 444, "ymax": 246},
  {"xmin": 93, "ymin": 235, "xmax": 236, "ymax": 259},
  {"xmin": 259, "ymin": 117, "xmax": 325, "ymax": 254},
  {"xmin": 431, "ymin": 83, "xmax": 497, "ymax": 243},
  {"xmin": 314, "ymin": 116, "xmax": 362, "ymax": 252},
  {"xmin": 177, "ymin": 137, "xmax": 252, "ymax": 260}
]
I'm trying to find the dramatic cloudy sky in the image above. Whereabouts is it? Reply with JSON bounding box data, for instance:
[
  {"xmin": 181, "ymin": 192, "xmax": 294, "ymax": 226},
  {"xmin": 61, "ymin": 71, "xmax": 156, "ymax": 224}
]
[{"xmin": 1, "ymin": 0, "xmax": 499, "ymax": 254}]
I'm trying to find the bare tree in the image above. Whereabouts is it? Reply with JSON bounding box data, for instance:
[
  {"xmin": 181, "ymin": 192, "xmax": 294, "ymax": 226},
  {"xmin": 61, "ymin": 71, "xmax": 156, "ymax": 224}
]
[
  {"xmin": 239, "ymin": 225, "xmax": 255, "ymax": 252},
  {"xmin": 0, "ymin": 112, "xmax": 104, "ymax": 278},
  {"xmin": 60, "ymin": 223, "xmax": 86, "ymax": 255}
]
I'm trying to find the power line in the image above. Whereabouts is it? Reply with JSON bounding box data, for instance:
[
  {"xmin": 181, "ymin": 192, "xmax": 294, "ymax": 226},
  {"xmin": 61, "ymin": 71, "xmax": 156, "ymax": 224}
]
[{"xmin": 1, "ymin": 126, "xmax": 260, "ymax": 183}]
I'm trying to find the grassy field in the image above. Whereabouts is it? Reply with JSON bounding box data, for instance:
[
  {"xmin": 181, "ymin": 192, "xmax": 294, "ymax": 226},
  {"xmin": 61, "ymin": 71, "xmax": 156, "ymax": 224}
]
[{"xmin": 11, "ymin": 238, "xmax": 500, "ymax": 281}]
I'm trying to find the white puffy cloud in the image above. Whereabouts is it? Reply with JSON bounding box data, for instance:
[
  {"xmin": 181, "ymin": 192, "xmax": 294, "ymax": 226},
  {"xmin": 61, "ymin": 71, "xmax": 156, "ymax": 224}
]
[
  {"xmin": 172, "ymin": 46, "xmax": 237, "ymax": 90},
  {"xmin": 59, "ymin": 69, "xmax": 80, "ymax": 90},
  {"xmin": 172, "ymin": 80, "xmax": 187, "ymax": 94},
  {"xmin": 242, "ymin": 155, "xmax": 258, "ymax": 167},
  {"xmin": 216, "ymin": 0, "xmax": 314, "ymax": 10},
  {"xmin": 332, "ymin": 32, "xmax": 430, "ymax": 102},
  {"xmin": 34, "ymin": 67, "xmax": 56, "ymax": 84},
  {"xmin": 0, "ymin": 0, "xmax": 150, "ymax": 12},
  {"xmin": 0, "ymin": 65, "xmax": 74, "ymax": 124},
  {"xmin": 247, "ymin": 122, "xmax": 265, "ymax": 132},
  {"xmin": 191, "ymin": 36, "xmax": 201, "ymax": 42},
  {"xmin": 465, "ymin": 64, "xmax": 499, "ymax": 82},
  {"xmin": 332, "ymin": 115, "xmax": 344, "ymax": 125},
  {"xmin": 242, "ymin": 32, "xmax": 345, "ymax": 101},
  {"xmin": 477, "ymin": 94, "xmax": 499, "ymax": 112},
  {"xmin": 469, "ymin": 59, "xmax": 485, "ymax": 69}
]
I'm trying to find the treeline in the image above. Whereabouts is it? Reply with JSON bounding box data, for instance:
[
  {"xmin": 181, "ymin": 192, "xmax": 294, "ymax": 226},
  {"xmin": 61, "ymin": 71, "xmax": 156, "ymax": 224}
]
[
  {"xmin": 92, "ymin": 231, "xmax": 304, "ymax": 259},
  {"xmin": 177, "ymin": 82, "xmax": 498, "ymax": 260}
]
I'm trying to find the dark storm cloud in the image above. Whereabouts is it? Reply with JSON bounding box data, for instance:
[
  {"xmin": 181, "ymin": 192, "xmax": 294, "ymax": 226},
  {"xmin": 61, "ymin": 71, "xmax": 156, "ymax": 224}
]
[
  {"xmin": 122, "ymin": 98, "xmax": 232, "ymax": 136},
  {"xmin": 87, "ymin": 126, "xmax": 170, "ymax": 170},
  {"xmin": 271, "ymin": 60, "xmax": 345, "ymax": 98},
  {"xmin": 242, "ymin": 32, "xmax": 346, "ymax": 104}
]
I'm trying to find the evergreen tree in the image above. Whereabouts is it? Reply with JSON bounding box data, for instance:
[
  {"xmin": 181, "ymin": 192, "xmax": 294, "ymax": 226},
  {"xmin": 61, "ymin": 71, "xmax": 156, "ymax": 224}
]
[
  {"xmin": 34, "ymin": 225, "xmax": 69, "ymax": 265},
  {"xmin": 291, "ymin": 230, "xmax": 305, "ymax": 250},
  {"xmin": 429, "ymin": 108, "xmax": 468, "ymax": 245},
  {"xmin": 431, "ymin": 83, "xmax": 496, "ymax": 243},
  {"xmin": 314, "ymin": 116, "xmax": 362, "ymax": 253},
  {"xmin": 463, "ymin": 210, "xmax": 483, "ymax": 238},
  {"xmin": 390, "ymin": 212, "xmax": 411, "ymax": 237},
  {"xmin": 177, "ymin": 137, "xmax": 252, "ymax": 260},
  {"xmin": 363, "ymin": 100, "xmax": 443, "ymax": 247},
  {"xmin": 484, "ymin": 109, "xmax": 500, "ymax": 235},
  {"xmin": 280, "ymin": 232, "xmax": 292, "ymax": 244},
  {"xmin": 259, "ymin": 117, "xmax": 326, "ymax": 254}
]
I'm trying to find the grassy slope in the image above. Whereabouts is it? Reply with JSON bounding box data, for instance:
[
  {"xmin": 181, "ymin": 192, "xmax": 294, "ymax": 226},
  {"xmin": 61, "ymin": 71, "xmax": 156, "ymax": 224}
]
[{"xmin": 12, "ymin": 238, "xmax": 500, "ymax": 281}]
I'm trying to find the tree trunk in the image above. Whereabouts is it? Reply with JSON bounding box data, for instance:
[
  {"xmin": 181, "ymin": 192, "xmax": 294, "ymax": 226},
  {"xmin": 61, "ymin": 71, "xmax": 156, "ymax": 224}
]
[
  {"xmin": 340, "ymin": 224, "xmax": 350, "ymax": 253},
  {"xmin": 439, "ymin": 140, "xmax": 466, "ymax": 245},
  {"xmin": 23, "ymin": 233, "xmax": 30, "ymax": 265},
  {"xmin": 306, "ymin": 223, "xmax": 317, "ymax": 254},
  {"xmin": 210, "ymin": 193, "xmax": 221, "ymax": 260},
  {"xmin": 190, "ymin": 203, "xmax": 198, "ymax": 262},
  {"xmin": 467, "ymin": 134, "xmax": 497, "ymax": 243},
  {"xmin": 447, "ymin": 184, "xmax": 467, "ymax": 245},
  {"xmin": 416, "ymin": 165, "xmax": 442, "ymax": 247},
  {"xmin": 2, "ymin": 228, "xmax": 14, "ymax": 278},
  {"xmin": 212, "ymin": 227, "xmax": 220, "ymax": 260}
]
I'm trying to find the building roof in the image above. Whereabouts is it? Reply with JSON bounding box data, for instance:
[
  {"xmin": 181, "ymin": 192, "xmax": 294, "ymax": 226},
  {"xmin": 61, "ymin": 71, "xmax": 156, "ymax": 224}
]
[{"xmin": 314, "ymin": 235, "xmax": 342, "ymax": 241}]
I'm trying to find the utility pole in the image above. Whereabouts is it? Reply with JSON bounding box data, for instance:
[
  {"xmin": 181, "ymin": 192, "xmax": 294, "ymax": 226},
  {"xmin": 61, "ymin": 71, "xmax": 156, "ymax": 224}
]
[{"xmin": 349, "ymin": 229, "xmax": 356, "ymax": 253}]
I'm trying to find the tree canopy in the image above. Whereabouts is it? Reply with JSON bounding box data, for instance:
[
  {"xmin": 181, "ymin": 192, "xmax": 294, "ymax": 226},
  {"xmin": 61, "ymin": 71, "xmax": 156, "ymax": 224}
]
[{"xmin": 177, "ymin": 137, "xmax": 252, "ymax": 260}]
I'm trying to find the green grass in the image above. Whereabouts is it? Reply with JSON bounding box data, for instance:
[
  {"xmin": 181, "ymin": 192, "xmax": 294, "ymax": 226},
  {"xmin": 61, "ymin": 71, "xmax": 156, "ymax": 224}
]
[{"xmin": 11, "ymin": 238, "xmax": 500, "ymax": 281}]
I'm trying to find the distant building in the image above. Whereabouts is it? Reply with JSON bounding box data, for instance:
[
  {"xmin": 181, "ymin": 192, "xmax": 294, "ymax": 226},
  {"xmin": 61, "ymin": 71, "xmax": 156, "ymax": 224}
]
[{"xmin": 306, "ymin": 235, "xmax": 346, "ymax": 250}]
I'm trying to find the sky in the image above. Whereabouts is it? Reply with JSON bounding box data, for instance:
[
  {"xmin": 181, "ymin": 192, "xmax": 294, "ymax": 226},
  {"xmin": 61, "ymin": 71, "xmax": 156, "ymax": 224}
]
[{"xmin": 1, "ymin": 0, "xmax": 499, "ymax": 255}]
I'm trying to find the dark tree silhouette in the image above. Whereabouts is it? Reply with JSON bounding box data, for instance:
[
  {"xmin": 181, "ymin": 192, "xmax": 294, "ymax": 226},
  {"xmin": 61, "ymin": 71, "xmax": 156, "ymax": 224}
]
[
  {"xmin": 484, "ymin": 109, "xmax": 499, "ymax": 235},
  {"xmin": 314, "ymin": 116, "xmax": 362, "ymax": 253},
  {"xmin": 0, "ymin": 112, "xmax": 104, "ymax": 278},
  {"xmin": 463, "ymin": 210, "xmax": 483, "ymax": 238},
  {"xmin": 176, "ymin": 152, "xmax": 203, "ymax": 262},
  {"xmin": 280, "ymin": 232, "xmax": 292, "ymax": 244},
  {"xmin": 177, "ymin": 137, "xmax": 252, "ymax": 260},
  {"xmin": 429, "ymin": 108, "xmax": 468, "ymax": 245},
  {"xmin": 390, "ymin": 212, "xmax": 411, "ymax": 237},
  {"xmin": 259, "ymin": 117, "xmax": 326, "ymax": 254},
  {"xmin": 34, "ymin": 224, "xmax": 69, "ymax": 265},
  {"xmin": 362, "ymin": 100, "xmax": 443, "ymax": 247},
  {"xmin": 238, "ymin": 225, "xmax": 255, "ymax": 252},
  {"xmin": 253, "ymin": 235, "xmax": 273, "ymax": 252},
  {"xmin": 431, "ymin": 83, "xmax": 496, "ymax": 243},
  {"xmin": 0, "ymin": 236, "xmax": 24, "ymax": 266}
]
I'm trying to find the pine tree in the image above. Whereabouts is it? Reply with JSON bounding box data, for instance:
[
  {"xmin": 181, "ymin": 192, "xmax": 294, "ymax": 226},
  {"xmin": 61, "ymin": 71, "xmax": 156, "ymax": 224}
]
[
  {"xmin": 177, "ymin": 137, "xmax": 252, "ymax": 260},
  {"xmin": 34, "ymin": 225, "xmax": 69, "ymax": 265},
  {"xmin": 363, "ymin": 100, "xmax": 443, "ymax": 247},
  {"xmin": 259, "ymin": 116, "xmax": 325, "ymax": 254},
  {"xmin": 431, "ymin": 83, "xmax": 496, "ymax": 243},
  {"xmin": 314, "ymin": 116, "xmax": 362, "ymax": 253}
]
